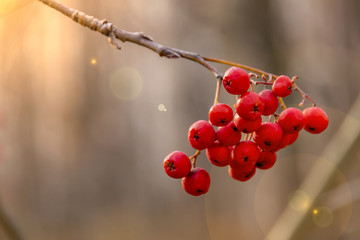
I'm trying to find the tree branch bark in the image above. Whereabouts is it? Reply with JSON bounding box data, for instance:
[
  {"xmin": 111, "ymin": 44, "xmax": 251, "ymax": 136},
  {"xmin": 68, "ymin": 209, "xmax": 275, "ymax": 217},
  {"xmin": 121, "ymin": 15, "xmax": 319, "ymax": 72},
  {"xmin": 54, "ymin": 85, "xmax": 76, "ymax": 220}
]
[{"xmin": 37, "ymin": 0, "xmax": 223, "ymax": 80}]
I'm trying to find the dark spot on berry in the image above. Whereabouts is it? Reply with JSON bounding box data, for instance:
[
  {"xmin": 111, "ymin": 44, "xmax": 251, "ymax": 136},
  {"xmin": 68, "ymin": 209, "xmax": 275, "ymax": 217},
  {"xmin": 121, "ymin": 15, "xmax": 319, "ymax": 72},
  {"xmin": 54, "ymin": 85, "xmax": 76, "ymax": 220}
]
[
  {"xmin": 214, "ymin": 160, "xmax": 219, "ymax": 163},
  {"xmin": 220, "ymin": 119, "xmax": 226, "ymax": 124},
  {"xmin": 197, "ymin": 189, "xmax": 203, "ymax": 193},
  {"xmin": 226, "ymin": 80, "xmax": 231, "ymax": 86},
  {"xmin": 294, "ymin": 125, "xmax": 299, "ymax": 130},
  {"xmin": 309, "ymin": 127, "xmax": 316, "ymax": 131},
  {"xmin": 265, "ymin": 141, "xmax": 271, "ymax": 146},
  {"xmin": 253, "ymin": 105, "xmax": 259, "ymax": 112},
  {"xmin": 167, "ymin": 161, "xmax": 175, "ymax": 171},
  {"xmin": 232, "ymin": 126, "xmax": 239, "ymax": 132},
  {"xmin": 288, "ymin": 86, "xmax": 292, "ymax": 91},
  {"xmin": 243, "ymin": 156, "xmax": 248, "ymax": 162},
  {"xmin": 242, "ymin": 129, "xmax": 249, "ymax": 133},
  {"xmin": 245, "ymin": 173, "xmax": 251, "ymax": 179},
  {"xmin": 256, "ymin": 163, "xmax": 263, "ymax": 167},
  {"xmin": 193, "ymin": 133, "xmax": 200, "ymax": 140}
]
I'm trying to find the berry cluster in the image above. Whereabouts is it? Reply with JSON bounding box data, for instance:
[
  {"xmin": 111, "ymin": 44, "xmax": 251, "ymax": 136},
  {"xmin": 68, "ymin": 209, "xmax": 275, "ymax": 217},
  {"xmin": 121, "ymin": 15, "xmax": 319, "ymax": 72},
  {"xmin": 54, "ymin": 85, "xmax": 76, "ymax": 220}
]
[{"xmin": 163, "ymin": 66, "xmax": 329, "ymax": 196}]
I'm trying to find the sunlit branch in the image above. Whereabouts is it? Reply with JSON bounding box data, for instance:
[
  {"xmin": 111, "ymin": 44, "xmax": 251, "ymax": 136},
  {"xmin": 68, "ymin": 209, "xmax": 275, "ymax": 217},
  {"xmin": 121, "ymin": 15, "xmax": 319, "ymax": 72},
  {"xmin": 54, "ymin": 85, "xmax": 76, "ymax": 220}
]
[{"xmin": 37, "ymin": 0, "xmax": 222, "ymax": 80}]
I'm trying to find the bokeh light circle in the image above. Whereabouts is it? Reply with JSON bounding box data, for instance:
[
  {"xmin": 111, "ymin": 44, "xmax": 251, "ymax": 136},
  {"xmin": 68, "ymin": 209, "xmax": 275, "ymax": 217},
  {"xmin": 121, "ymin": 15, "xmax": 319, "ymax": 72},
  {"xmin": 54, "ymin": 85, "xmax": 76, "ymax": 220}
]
[
  {"xmin": 312, "ymin": 206, "xmax": 334, "ymax": 228},
  {"xmin": 109, "ymin": 67, "xmax": 143, "ymax": 101},
  {"xmin": 254, "ymin": 153, "xmax": 352, "ymax": 238},
  {"xmin": 157, "ymin": 104, "xmax": 167, "ymax": 112},
  {"xmin": 288, "ymin": 189, "xmax": 310, "ymax": 212}
]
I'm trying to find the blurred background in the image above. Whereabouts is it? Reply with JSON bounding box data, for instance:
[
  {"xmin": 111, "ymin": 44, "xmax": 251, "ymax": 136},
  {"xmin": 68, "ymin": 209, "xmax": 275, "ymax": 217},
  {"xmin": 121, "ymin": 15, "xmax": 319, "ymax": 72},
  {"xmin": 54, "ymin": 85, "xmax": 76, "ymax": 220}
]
[{"xmin": 0, "ymin": 0, "xmax": 360, "ymax": 239}]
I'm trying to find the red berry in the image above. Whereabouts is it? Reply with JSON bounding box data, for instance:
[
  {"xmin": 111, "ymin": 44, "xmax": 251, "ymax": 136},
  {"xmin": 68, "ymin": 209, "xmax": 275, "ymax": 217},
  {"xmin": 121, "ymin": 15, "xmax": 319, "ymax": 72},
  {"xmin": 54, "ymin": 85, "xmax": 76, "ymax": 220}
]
[
  {"xmin": 275, "ymin": 132, "xmax": 299, "ymax": 151},
  {"xmin": 182, "ymin": 168, "xmax": 210, "ymax": 196},
  {"xmin": 230, "ymin": 141, "xmax": 260, "ymax": 172},
  {"xmin": 216, "ymin": 122, "xmax": 241, "ymax": 146},
  {"xmin": 236, "ymin": 91, "xmax": 265, "ymax": 121},
  {"xmin": 303, "ymin": 107, "xmax": 329, "ymax": 134},
  {"xmin": 206, "ymin": 141, "xmax": 231, "ymax": 167},
  {"xmin": 163, "ymin": 151, "xmax": 191, "ymax": 179},
  {"xmin": 253, "ymin": 122, "xmax": 283, "ymax": 151},
  {"xmin": 188, "ymin": 120, "xmax": 216, "ymax": 150},
  {"xmin": 256, "ymin": 150, "xmax": 277, "ymax": 170},
  {"xmin": 278, "ymin": 107, "xmax": 305, "ymax": 134},
  {"xmin": 258, "ymin": 89, "xmax": 279, "ymax": 116},
  {"xmin": 228, "ymin": 165, "xmax": 256, "ymax": 182},
  {"xmin": 222, "ymin": 67, "xmax": 250, "ymax": 95},
  {"xmin": 208, "ymin": 103, "xmax": 233, "ymax": 126},
  {"xmin": 233, "ymin": 113, "xmax": 262, "ymax": 133},
  {"xmin": 272, "ymin": 75, "xmax": 292, "ymax": 97},
  {"xmin": 287, "ymin": 132, "xmax": 299, "ymax": 145}
]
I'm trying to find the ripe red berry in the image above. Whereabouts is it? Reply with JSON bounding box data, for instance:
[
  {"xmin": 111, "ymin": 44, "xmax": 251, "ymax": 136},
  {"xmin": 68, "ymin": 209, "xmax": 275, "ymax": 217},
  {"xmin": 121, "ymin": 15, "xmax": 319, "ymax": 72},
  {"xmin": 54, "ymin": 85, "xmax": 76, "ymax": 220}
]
[
  {"xmin": 275, "ymin": 132, "xmax": 299, "ymax": 151},
  {"xmin": 256, "ymin": 150, "xmax": 277, "ymax": 170},
  {"xmin": 303, "ymin": 107, "xmax": 329, "ymax": 134},
  {"xmin": 236, "ymin": 91, "xmax": 265, "ymax": 121},
  {"xmin": 208, "ymin": 103, "xmax": 233, "ymax": 126},
  {"xmin": 287, "ymin": 132, "xmax": 299, "ymax": 145},
  {"xmin": 182, "ymin": 168, "xmax": 210, "ymax": 196},
  {"xmin": 233, "ymin": 113, "xmax": 262, "ymax": 133},
  {"xmin": 272, "ymin": 75, "xmax": 292, "ymax": 97},
  {"xmin": 253, "ymin": 122, "xmax": 283, "ymax": 151},
  {"xmin": 188, "ymin": 120, "xmax": 216, "ymax": 150},
  {"xmin": 228, "ymin": 165, "xmax": 256, "ymax": 182},
  {"xmin": 206, "ymin": 141, "xmax": 231, "ymax": 167},
  {"xmin": 216, "ymin": 122, "xmax": 241, "ymax": 146},
  {"xmin": 258, "ymin": 89, "xmax": 279, "ymax": 116},
  {"xmin": 230, "ymin": 140, "xmax": 260, "ymax": 172},
  {"xmin": 278, "ymin": 107, "xmax": 305, "ymax": 134},
  {"xmin": 163, "ymin": 151, "xmax": 191, "ymax": 179},
  {"xmin": 222, "ymin": 67, "xmax": 250, "ymax": 95}
]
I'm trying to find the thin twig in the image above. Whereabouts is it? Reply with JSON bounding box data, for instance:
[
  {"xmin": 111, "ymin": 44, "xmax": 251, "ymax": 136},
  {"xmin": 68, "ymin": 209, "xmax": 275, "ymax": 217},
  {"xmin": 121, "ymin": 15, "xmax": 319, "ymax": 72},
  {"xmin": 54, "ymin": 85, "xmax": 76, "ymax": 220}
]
[
  {"xmin": 250, "ymin": 80, "xmax": 273, "ymax": 86},
  {"xmin": 278, "ymin": 97, "xmax": 287, "ymax": 110},
  {"xmin": 189, "ymin": 150, "xmax": 201, "ymax": 168},
  {"xmin": 204, "ymin": 57, "xmax": 277, "ymax": 81},
  {"xmin": 293, "ymin": 83, "xmax": 316, "ymax": 107},
  {"xmin": 213, "ymin": 77, "xmax": 222, "ymax": 105}
]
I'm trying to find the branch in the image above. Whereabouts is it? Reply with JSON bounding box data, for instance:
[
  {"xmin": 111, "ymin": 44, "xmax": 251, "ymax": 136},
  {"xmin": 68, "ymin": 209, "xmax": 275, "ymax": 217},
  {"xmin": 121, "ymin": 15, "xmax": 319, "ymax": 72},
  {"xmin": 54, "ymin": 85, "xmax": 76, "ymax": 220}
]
[{"xmin": 37, "ymin": 0, "xmax": 222, "ymax": 80}]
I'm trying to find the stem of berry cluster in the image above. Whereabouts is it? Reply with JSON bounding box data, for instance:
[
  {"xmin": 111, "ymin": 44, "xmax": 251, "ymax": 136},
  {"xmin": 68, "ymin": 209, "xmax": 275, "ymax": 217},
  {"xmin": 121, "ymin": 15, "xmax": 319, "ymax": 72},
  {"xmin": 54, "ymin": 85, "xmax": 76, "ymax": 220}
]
[
  {"xmin": 189, "ymin": 150, "xmax": 201, "ymax": 168},
  {"xmin": 254, "ymin": 81, "xmax": 274, "ymax": 86},
  {"xmin": 278, "ymin": 98, "xmax": 287, "ymax": 110},
  {"xmin": 293, "ymin": 83, "xmax": 316, "ymax": 107},
  {"xmin": 213, "ymin": 77, "xmax": 222, "ymax": 105}
]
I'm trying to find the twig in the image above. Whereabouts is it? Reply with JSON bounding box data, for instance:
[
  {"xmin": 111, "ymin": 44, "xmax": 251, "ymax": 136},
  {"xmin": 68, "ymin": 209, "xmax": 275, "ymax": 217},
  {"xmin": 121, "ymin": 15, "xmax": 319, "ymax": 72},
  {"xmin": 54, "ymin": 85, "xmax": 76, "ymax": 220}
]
[
  {"xmin": 204, "ymin": 57, "xmax": 277, "ymax": 81},
  {"xmin": 37, "ymin": 0, "xmax": 222, "ymax": 80},
  {"xmin": 278, "ymin": 97, "xmax": 287, "ymax": 110},
  {"xmin": 213, "ymin": 77, "xmax": 222, "ymax": 105},
  {"xmin": 293, "ymin": 83, "xmax": 316, "ymax": 107},
  {"xmin": 189, "ymin": 150, "xmax": 201, "ymax": 168}
]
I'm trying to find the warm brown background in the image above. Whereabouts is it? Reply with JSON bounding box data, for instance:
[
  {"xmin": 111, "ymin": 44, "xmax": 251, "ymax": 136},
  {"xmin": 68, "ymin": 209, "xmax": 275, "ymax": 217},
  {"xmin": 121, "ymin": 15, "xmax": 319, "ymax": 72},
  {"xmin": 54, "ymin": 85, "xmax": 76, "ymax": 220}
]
[{"xmin": 1, "ymin": 0, "xmax": 360, "ymax": 239}]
